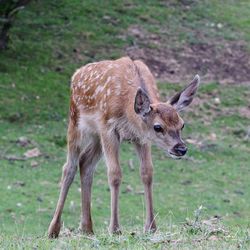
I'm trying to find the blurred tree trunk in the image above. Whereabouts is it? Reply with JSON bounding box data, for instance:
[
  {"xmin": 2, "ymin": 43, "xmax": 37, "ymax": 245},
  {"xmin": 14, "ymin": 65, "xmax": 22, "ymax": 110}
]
[{"xmin": 0, "ymin": 0, "xmax": 31, "ymax": 50}]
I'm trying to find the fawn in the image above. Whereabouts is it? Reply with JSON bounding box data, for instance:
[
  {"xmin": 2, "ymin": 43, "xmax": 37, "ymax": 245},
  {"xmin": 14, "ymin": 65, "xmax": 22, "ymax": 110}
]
[{"xmin": 48, "ymin": 57, "xmax": 200, "ymax": 238}]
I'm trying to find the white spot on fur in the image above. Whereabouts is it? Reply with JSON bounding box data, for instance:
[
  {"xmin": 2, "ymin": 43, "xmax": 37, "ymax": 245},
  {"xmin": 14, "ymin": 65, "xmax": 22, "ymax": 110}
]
[
  {"xmin": 77, "ymin": 81, "xmax": 82, "ymax": 88},
  {"xmin": 107, "ymin": 88, "xmax": 111, "ymax": 96},
  {"xmin": 95, "ymin": 85, "xmax": 104, "ymax": 95},
  {"xmin": 106, "ymin": 76, "xmax": 111, "ymax": 84}
]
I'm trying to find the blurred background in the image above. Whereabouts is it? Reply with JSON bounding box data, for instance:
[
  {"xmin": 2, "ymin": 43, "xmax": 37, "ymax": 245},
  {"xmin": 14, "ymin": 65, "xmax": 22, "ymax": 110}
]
[{"xmin": 0, "ymin": 0, "xmax": 249, "ymax": 248}]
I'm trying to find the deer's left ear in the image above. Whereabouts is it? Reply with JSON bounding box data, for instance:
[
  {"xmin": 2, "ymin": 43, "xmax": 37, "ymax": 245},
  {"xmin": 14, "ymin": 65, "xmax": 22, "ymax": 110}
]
[
  {"xmin": 134, "ymin": 88, "xmax": 151, "ymax": 116},
  {"xmin": 167, "ymin": 75, "xmax": 200, "ymax": 112}
]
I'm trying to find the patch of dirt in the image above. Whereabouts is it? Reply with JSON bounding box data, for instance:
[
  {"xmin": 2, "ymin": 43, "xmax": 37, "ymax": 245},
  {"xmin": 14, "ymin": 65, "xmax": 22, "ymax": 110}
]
[
  {"xmin": 223, "ymin": 107, "xmax": 250, "ymax": 119},
  {"xmin": 125, "ymin": 25, "xmax": 250, "ymax": 84},
  {"xmin": 237, "ymin": 107, "xmax": 250, "ymax": 119}
]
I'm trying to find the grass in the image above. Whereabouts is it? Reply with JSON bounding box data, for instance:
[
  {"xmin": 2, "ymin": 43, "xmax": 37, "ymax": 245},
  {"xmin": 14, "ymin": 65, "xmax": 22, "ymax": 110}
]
[
  {"xmin": 0, "ymin": 81, "xmax": 249, "ymax": 249},
  {"xmin": 0, "ymin": 0, "xmax": 250, "ymax": 249}
]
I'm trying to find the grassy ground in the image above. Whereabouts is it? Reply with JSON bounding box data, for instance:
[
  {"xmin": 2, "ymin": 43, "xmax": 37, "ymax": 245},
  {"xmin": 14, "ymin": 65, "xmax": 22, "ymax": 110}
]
[{"xmin": 0, "ymin": 0, "xmax": 250, "ymax": 249}]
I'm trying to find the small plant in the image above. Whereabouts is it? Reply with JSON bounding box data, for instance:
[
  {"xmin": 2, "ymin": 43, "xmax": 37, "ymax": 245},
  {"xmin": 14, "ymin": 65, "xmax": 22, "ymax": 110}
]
[
  {"xmin": 237, "ymin": 230, "xmax": 250, "ymax": 249},
  {"xmin": 183, "ymin": 205, "xmax": 228, "ymax": 241}
]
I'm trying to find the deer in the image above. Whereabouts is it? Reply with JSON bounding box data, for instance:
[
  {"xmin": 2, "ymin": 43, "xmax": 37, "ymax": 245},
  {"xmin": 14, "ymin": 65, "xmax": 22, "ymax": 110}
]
[{"xmin": 48, "ymin": 56, "xmax": 200, "ymax": 238}]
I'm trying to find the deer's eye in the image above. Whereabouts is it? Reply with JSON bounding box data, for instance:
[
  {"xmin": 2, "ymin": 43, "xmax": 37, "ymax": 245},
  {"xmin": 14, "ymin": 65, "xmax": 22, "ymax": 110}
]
[
  {"xmin": 181, "ymin": 123, "xmax": 185, "ymax": 130},
  {"xmin": 154, "ymin": 124, "xmax": 164, "ymax": 133}
]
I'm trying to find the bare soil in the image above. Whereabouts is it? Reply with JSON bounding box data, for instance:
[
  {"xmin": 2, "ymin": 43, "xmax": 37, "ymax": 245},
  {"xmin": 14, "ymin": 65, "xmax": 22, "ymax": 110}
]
[{"xmin": 125, "ymin": 25, "xmax": 250, "ymax": 84}]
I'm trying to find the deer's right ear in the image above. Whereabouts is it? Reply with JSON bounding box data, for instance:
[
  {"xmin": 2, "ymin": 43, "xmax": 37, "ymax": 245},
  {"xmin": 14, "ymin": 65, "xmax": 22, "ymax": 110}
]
[
  {"xmin": 134, "ymin": 88, "xmax": 151, "ymax": 116},
  {"xmin": 167, "ymin": 75, "xmax": 200, "ymax": 112}
]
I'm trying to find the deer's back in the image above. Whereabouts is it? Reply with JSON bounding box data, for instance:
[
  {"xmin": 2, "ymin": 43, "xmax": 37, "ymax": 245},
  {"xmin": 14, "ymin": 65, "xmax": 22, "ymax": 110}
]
[{"xmin": 70, "ymin": 57, "xmax": 159, "ymax": 135}]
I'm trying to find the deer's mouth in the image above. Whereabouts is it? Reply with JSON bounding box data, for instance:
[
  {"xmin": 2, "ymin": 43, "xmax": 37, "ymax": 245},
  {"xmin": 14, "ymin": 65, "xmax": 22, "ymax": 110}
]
[
  {"xmin": 168, "ymin": 144, "xmax": 187, "ymax": 159},
  {"xmin": 168, "ymin": 151, "xmax": 183, "ymax": 160}
]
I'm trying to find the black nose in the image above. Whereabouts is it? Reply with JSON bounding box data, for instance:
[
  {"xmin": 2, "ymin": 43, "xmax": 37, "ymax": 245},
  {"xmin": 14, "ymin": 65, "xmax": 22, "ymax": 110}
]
[{"xmin": 174, "ymin": 144, "xmax": 187, "ymax": 156}]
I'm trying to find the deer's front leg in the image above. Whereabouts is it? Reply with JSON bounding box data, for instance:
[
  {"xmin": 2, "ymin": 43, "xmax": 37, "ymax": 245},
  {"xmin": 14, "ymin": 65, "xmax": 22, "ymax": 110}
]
[
  {"xmin": 135, "ymin": 143, "xmax": 157, "ymax": 233},
  {"xmin": 101, "ymin": 131, "xmax": 122, "ymax": 234}
]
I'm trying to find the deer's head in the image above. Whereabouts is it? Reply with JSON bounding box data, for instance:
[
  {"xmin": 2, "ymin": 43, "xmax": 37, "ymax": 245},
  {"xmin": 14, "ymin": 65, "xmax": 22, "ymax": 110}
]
[{"xmin": 134, "ymin": 75, "xmax": 200, "ymax": 159}]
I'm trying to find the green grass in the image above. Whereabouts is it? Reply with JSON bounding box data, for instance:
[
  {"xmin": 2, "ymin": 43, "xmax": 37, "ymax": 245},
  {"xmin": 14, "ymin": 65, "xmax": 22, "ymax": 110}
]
[{"xmin": 0, "ymin": 0, "xmax": 250, "ymax": 249}]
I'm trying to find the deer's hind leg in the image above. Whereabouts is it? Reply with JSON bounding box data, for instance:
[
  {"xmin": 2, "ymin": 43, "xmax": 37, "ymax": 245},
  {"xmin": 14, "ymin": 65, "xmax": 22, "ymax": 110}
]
[
  {"xmin": 48, "ymin": 125, "xmax": 80, "ymax": 238},
  {"xmin": 79, "ymin": 136, "xmax": 102, "ymax": 234}
]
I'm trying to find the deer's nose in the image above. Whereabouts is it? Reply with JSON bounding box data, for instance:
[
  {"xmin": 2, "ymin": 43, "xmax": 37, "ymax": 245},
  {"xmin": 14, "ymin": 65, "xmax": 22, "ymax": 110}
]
[{"xmin": 173, "ymin": 144, "xmax": 187, "ymax": 156}]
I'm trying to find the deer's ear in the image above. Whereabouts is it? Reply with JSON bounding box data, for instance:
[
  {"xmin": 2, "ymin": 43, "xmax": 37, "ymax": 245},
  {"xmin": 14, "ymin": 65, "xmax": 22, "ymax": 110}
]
[
  {"xmin": 134, "ymin": 88, "xmax": 151, "ymax": 116},
  {"xmin": 167, "ymin": 75, "xmax": 200, "ymax": 111}
]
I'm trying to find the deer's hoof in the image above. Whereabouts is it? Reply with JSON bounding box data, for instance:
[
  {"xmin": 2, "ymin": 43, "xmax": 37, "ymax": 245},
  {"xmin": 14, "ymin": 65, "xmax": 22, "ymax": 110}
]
[
  {"xmin": 48, "ymin": 219, "xmax": 61, "ymax": 238},
  {"xmin": 81, "ymin": 223, "xmax": 94, "ymax": 235},
  {"xmin": 144, "ymin": 221, "xmax": 157, "ymax": 233},
  {"xmin": 113, "ymin": 229, "xmax": 122, "ymax": 235},
  {"xmin": 109, "ymin": 225, "xmax": 122, "ymax": 235}
]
